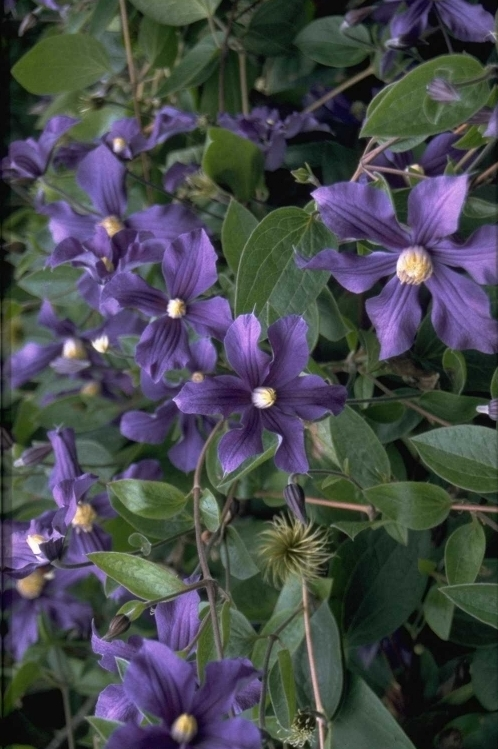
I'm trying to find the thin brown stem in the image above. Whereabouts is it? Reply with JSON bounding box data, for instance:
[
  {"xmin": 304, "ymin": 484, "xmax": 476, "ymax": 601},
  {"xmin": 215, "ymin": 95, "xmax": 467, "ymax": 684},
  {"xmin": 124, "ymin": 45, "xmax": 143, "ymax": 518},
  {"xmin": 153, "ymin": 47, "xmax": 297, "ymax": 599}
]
[
  {"xmin": 255, "ymin": 490, "xmax": 372, "ymax": 516},
  {"xmin": 302, "ymin": 583, "xmax": 326, "ymax": 749},
  {"xmin": 350, "ymin": 137, "xmax": 399, "ymax": 181},
  {"xmin": 452, "ymin": 504, "xmax": 498, "ymax": 514},
  {"xmin": 303, "ymin": 64, "xmax": 375, "ymax": 115},
  {"xmin": 238, "ymin": 50, "xmax": 249, "ymax": 115},
  {"xmin": 366, "ymin": 375, "xmax": 452, "ymax": 426},
  {"xmin": 472, "ymin": 160, "xmax": 498, "ymax": 186},
  {"xmin": 476, "ymin": 512, "xmax": 498, "ymax": 532}
]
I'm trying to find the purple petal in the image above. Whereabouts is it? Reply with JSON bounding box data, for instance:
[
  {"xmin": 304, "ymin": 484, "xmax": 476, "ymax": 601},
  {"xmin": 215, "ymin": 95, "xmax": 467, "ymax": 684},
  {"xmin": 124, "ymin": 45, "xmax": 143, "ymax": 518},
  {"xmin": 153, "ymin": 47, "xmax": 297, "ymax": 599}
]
[
  {"xmin": 122, "ymin": 640, "xmax": 196, "ymax": 723},
  {"xmin": 39, "ymin": 200, "xmax": 96, "ymax": 243},
  {"xmin": 265, "ymin": 316, "xmax": 309, "ymax": 388},
  {"xmin": 420, "ymin": 132, "xmax": 460, "ymax": 175},
  {"xmin": 366, "ymin": 276, "xmax": 422, "ymax": 360},
  {"xmin": 297, "ymin": 249, "xmax": 396, "ymax": 293},
  {"xmin": 147, "ymin": 106, "xmax": 198, "ymax": 148},
  {"xmin": 168, "ymin": 415, "xmax": 206, "ymax": 473},
  {"xmin": 218, "ymin": 408, "xmax": 264, "ymax": 474},
  {"xmin": 187, "ymin": 297, "xmax": 233, "ymax": 340},
  {"xmin": 188, "ymin": 338, "xmax": 218, "ymax": 374},
  {"xmin": 102, "ymin": 271, "xmax": 167, "ymax": 316},
  {"xmin": 426, "ymin": 265, "xmax": 498, "ymax": 354},
  {"xmin": 194, "ymin": 658, "xmax": 261, "ymax": 721},
  {"xmin": 174, "ymin": 377, "xmax": 250, "ymax": 417},
  {"xmin": 155, "ymin": 586, "xmax": 200, "ymax": 651},
  {"xmin": 9, "ymin": 342, "xmax": 61, "ymax": 388},
  {"xmin": 136, "ymin": 318, "xmax": 190, "ymax": 381},
  {"xmin": 161, "ymin": 229, "xmax": 218, "ymax": 301},
  {"xmin": 107, "ymin": 725, "xmax": 174, "ymax": 749},
  {"xmin": 437, "ymin": 0, "xmax": 495, "ymax": 42},
  {"xmin": 199, "ymin": 718, "xmax": 261, "ymax": 749},
  {"xmin": 312, "ymin": 183, "xmax": 408, "ymax": 250},
  {"xmin": 38, "ymin": 300, "xmax": 75, "ymax": 337},
  {"xmin": 224, "ymin": 315, "xmax": 271, "ymax": 389},
  {"xmin": 120, "ymin": 402, "xmax": 178, "ymax": 444},
  {"xmin": 77, "ymin": 145, "xmax": 127, "ymax": 218},
  {"xmin": 38, "ymin": 116, "xmax": 79, "ymax": 159},
  {"xmin": 431, "ymin": 226, "xmax": 498, "ymax": 285},
  {"xmin": 277, "ymin": 376, "xmax": 347, "ymax": 420},
  {"xmin": 95, "ymin": 683, "xmax": 140, "ymax": 723},
  {"xmin": 407, "ymin": 175, "xmax": 468, "ymax": 246},
  {"xmin": 48, "ymin": 427, "xmax": 82, "ymax": 487},
  {"xmin": 260, "ymin": 409, "xmax": 309, "ymax": 474},
  {"xmin": 91, "ymin": 622, "xmax": 142, "ymax": 672},
  {"xmin": 119, "ymin": 460, "xmax": 163, "ymax": 482},
  {"xmin": 390, "ymin": 0, "xmax": 430, "ymax": 40},
  {"xmin": 126, "ymin": 204, "xmax": 202, "ymax": 240}
]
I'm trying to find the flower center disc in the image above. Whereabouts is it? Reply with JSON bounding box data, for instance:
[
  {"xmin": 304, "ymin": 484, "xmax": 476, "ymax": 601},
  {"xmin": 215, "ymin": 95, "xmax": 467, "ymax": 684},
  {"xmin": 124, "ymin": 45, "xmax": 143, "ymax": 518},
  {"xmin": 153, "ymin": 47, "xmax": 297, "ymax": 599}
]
[
  {"xmin": 112, "ymin": 137, "xmax": 127, "ymax": 155},
  {"xmin": 252, "ymin": 386, "xmax": 277, "ymax": 409},
  {"xmin": 396, "ymin": 246, "xmax": 433, "ymax": 285},
  {"xmin": 171, "ymin": 713, "xmax": 198, "ymax": 743},
  {"xmin": 72, "ymin": 503, "xmax": 97, "ymax": 532},
  {"xmin": 16, "ymin": 569, "xmax": 47, "ymax": 599},
  {"xmin": 167, "ymin": 298, "xmax": 187, "ymax": 319},
  {"xmin": 26, "ymin": 533, "xmax": 47, "ymax": 556},
  {"xmin": 99, "ymin": 215, "xmax": 124, "ymax": 237}
]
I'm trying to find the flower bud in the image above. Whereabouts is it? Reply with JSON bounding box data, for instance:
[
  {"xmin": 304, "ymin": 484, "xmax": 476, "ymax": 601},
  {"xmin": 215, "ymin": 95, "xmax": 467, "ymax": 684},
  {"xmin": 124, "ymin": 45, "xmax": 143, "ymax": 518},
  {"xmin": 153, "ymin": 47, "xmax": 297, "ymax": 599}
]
[
  {"xmin": 476, "ymin": 398, "xmax": 498, "ymax": 421},
  {"xmin": 103, "ymin": 614, "xmax": 131, "ymax": 641},
  {"xmin": 426, "ymin": 78, "xmax": 461, "ymax": 103},
  {"xmin": 283, "ymin": 482, "xmax": 307, "ymax": 524},
  {"xmin": 14, "ymin": 442, "xmax": 52, "ymax": 468}
]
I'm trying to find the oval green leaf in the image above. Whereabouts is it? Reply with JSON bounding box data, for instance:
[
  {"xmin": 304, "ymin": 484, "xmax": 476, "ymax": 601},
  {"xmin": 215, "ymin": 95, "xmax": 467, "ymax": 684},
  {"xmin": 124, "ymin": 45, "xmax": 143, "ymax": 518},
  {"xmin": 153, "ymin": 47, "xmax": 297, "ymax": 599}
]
[
  {"xmin": 87, "ymin": 551, "xmax": 187, "ymax": 600},
  {"xmin": 107, "ymin": 479, "xmax": 187, "ymax": 520},
  {"xmin": 129, "ymin": 0, "xmax": 221, "ymax": 26},
  {"xmin": 364, "ymin": 482, "xmax": 452, "ymax": 530},
  {"xmin": 295, "ymin": 16, "xmax": 371, "ymax": 67},
  {"xmin": 445, "ymin": 521, "xmax": 486, "ymax": 586},
  {"xmin": 439, "ymin": 583, "xmax": 498, "ymax": 629},
  {"xmin": 202, "ymin": 127, "xmax": 265, "ymax": 203}
]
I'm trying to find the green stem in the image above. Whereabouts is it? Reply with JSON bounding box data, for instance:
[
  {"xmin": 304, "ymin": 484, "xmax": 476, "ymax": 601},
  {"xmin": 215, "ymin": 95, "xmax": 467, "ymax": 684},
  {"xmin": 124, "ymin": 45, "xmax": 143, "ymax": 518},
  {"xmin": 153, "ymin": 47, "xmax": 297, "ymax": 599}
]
[{"xmin": 303, "ymin": 64, "xmax": 375, "ymax": 115}]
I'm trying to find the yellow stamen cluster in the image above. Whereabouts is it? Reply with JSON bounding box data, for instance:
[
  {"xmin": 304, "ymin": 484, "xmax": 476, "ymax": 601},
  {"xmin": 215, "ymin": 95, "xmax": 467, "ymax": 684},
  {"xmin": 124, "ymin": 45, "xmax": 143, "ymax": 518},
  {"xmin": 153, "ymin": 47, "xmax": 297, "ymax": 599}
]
[
  {"xmin": 80, "ymin": 382, "xmax": 101, "ymax": 397},
  {"xmin": 99, "ymin": 215, "xmax": 124, "ymax": 237},
  {"xmin": 190, "ymin": 371, "xmax": 205, "ymax": 383},
  {"xmin": 167, "ymin": 298, "xmax": 187, "ymax": 318},
  {"xmin": 111, "ymin": 137, "xmax": 127, "ymax": 155},
  {"xmin": 171, "ymin": 713, "xmax": 198, "ymax": 743},
  {"xmin": 16, "ymin": 569, "xmax": 47, "ymax": 599},
  {"xmin": 26, "ymin": 533, "xmax": 47, "ymax": 556},
  {"xmin": 101, "ymin": 256, "xmax": 115, "ymax": 272},
  {"xmin": 62, "ymin": 338, "xmax": 87, "ymax": 360},
  {"xmin": 71, "ymin": 502, "xmax": 97, "ymax": 532},
  {"xmin": 251, "ymin": 386, "xmax": 277, "ymax": 409},
  {"xmin": 396, "ymin": 246, "xmax": 433, "ymax": 285}
]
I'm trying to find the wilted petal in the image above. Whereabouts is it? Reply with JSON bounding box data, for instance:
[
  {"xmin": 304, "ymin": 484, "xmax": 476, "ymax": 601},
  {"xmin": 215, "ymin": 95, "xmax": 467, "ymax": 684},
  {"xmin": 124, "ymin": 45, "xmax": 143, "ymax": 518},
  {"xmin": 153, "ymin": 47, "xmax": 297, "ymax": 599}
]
[
  {"xmin": 9, "ymin": 342, "xmax": 61, "ymax": 388},
  {"xmin": 175, "ymin": 377, "xmax": 250, "ymax": 417},
  {"xmin": 48, "ymin": 427, "xmax": 82, "ymax": 486},
  {"xmin": 265, "ymin": 316, "xmax": 309, "ymax": 388},
  {"xmin": 431, "ymin": 226, "xmax": 498, "ymax": 285},
  {"xmin": 77, "ymin": 145, "xmax": 127, "ymax": 218},
  {"xmin": 147, "ymin": 106, "xmax": 198, "ymax": 148},
  {"xmin": 102, "ymin": 271, "xmax": 167, "ymax": 316},
  {"xmin": 426, "ymin": 264, "xmax": 498, "ymax": 353},
  {"xmin": 38, "ymin": 115, "xmax": 79, "ymax": 158},
  {"xmin": 95, "ymin": 684, "xmax": 140, "ymax": 723},
  {"xmin": 187, "ymin": 297, "xmax": 233, "ymax": 340},
  {"xmin": 260, "ymin": 409, "xmax": 308, "ymax": 474},
  {"xmin": 407, "ymin": 175, "xmax": 468, "ymax": 246},
  {"xmin": 366, "ymin": 276, "xmax": 422, "ymax": 360},
  {"xmin": 312, "ymin": 183, "xmax": 408, "ymax": 249},
  {"xmin": 120, "ymin": 402, "xmax": 177, "ymax": 444},
  {"xmin": 224, "ymin": 315, "xmax": 271, "ymax": 389},
  {"xmin": 297, "ymin": 249, "xmax": 396, "ymax": 293},
  {"xmin": 437, "ymin": 0, "xmax": 495, "ymax": 42},
  {"xmin": 126, "ymin": 204, "xmax": 202, "ymax": 240},
  {"xmin": 136, "ymin": 317, "xmax": 190, "ymax": 381},
  {"xmin": 277, "ymin": 376, "xmax": 347, "ymax": 420},
  {"xmin": 218, "ymin": 408, "xmax": 264, "ymax": 474}
]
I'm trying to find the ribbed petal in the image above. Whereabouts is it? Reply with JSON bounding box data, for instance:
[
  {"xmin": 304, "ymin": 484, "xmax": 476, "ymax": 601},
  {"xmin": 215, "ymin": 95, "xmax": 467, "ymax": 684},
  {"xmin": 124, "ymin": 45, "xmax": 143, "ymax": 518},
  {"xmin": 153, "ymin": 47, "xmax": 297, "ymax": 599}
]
[
  {"xmin": 91, "ymin": 622, "xmax": 142, "ymax": 672},
  {"xmin": 197, "ymin": 719, "xmax": 262, "ymax": 749},
  {"xmin": 407, "ymin": 175, "xmax": 468, "ymax": 246},
  {"xmin": 77, "ymin": 145, "xmax": 127, "ymax": 217},
  {"xmin": 168, "ymin": 415, "xmax": 206, "ymax": 473},
  {"xmin": 39, "ymin": 200, "xmax": 96, "ymax": 243},
  {"xmin": 48, "ymin": 427, "xmax": 82, "ymax": 486},
  {"xmin": 431, "ymin": 226, "xmax": 498, "ymax": 285},
  {"xmin": 224, "ymin": 314, "xmax": 271, "ymax": 389},
  {"xmin": 136, "ymin": 318, "xmax": 190, "ymax": 381},
  {"xmin": 162, "ymin": 228, "xmax": 218, "ymax": 300},
  {"xmin": 126, "ymin": 204, "xmax": 202, "ymax": 240},
  {"xmin": 120, "ymin": 402, "xmax": 177, "ymax": 444},
  {"xmin": 187, "ymin": 297, "xmax": 233, "ymax": 340},
  {"xmin": 437, "ymin": 0, "xmax": 495, "ymax": 42},
  {"xmin": 312, "ymin": 183, "xmax": 408, "ymax": 249},
  {"xmin": 106, "ymin": 725, "xmax": 174, "ymax": 749},
  {"xmin": 147, "ymin": 106, "xmax": 198, "ymax": 148},
  {"xmin": 265, "ymin": 316, "xmax": 309, "ymax": 388},
  {"xmin": 277, "ymin": 376, "xmax": 347, "ymax": 420},
  {"xmin": 426, "ymin": 265, "xmax": 498, "ymax": 353},
  {"xmin": 193, "ymin": 659, "xmax": 261, "ymax": 722},
  {"xmin": 174, "ymin": 377, "xmax": 250, "ymax": 417},
  {"xmin": 9, "ymin": 342, "xmax": 61, "ymax": 388},
  {"xmin": 95, "ymin": 684, "xmax": 140, "ymax": 723},
  {"xmin": 218, "ymin": 408, "xmax": 263, "ymax": 474},
  {"xmin": 189, "ymin": 338, "xmax": 218, "ymax": 374},
  {"xmin": 390, "ymin": 0, "xmax": 430, "ymax": 39},
  {"xmin": 260, "ymin": 409, "xmax": 308, "ymax": 474},
  {"xmin": 48, "ymin": 236, "xmax": 88, "ymax": 268},
  {"xmin": 122, "ymin": 640, "xmax": 196, "ymax": 723},
  {"xmin": 102, "ymin": 271, "xmax": 168, "ymax": 316},
  {"xmin": 155, "ymin": 585, "xmax": 200, "ymax": 651},
  {"xmin": 366, "ymin": 276, "xmax": 422, "ymax": 360},
  {"xmin": 297, "ymin": 249, "xmax": 396, "ymax": 292}
]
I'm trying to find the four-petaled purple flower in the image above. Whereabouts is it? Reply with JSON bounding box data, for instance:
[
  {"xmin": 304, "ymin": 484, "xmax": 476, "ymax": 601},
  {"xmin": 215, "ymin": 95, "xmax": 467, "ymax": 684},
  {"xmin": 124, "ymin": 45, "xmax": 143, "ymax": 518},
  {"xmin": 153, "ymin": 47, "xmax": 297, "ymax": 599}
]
[
  {"xmin": 102, "ymin": 228, "xmax": 232, "ymax": 382},
  {"xmin": 105, "ymin": 640, "xmax": 261, "ymax": 749},
  {"xmin": 297, "ymin": 175, "xmax": 498, "ymax": 360},
  {"xmin": 385, "ymin": 0, "xmax": 495, "ymax": 44},
  {"xmin": 1, "ymin": 115, "xmax": 78, "ymax": 180},
  {"xmin": 174, "ymin": 314, "xmax": 347, "ymax": 474}
]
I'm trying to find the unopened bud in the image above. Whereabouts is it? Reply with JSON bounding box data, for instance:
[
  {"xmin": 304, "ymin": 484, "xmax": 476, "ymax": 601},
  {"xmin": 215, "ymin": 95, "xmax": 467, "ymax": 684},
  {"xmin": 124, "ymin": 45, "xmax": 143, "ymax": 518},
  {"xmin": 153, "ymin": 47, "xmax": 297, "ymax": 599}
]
[
  {"xmin": 283, "ymin": 482, "xmax": 307, "ymax": 524},
  {"xmin": 14, "ymin": 442, "xmax": 52, "ymax": 468},
  {"xmin": 91, "ymin": 335, "xmax": 109, "ymax": 353},
  {"xmin": 291, "ymin": 165, "xmax": 320, "ymax": 187},
  {"xmin": 342, "ymin": 7, "xmax": 374, "ymax": 28},
  {"xmin": 103, "ymin": 614, "xmax": 131, "ymax": 641},
  {"xmin": 476, "ymin": 398, "xmax": 498, "ymax": 421},
  {"xmin": 426, "ymin": 78, "xmax": 461, "ymax": 103}
]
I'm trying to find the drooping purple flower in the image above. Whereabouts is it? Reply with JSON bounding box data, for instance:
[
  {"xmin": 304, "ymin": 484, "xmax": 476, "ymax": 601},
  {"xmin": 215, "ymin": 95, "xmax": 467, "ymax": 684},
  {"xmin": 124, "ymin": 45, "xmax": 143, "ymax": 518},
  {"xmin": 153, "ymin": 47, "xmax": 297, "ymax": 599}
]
[
  {"xmin": 1, "ymin": 115, "xmax": 78, "ymax": 180},
  {"xmin": 121, "ymin": 339, "xmax": 217, "ymax": 472},
  {"xmin": 147, "ymin": 106, "xmax": 198, "ymax": 148},
  {"xmin": 102, "ymin": 229, "xmax": 232, "ymax": 382},
  {"xmin": 103, "ymin": 118, "xmax": 150, "ymax": 160},
  {"xmin": 426, "ymin": 78, "xmax": 461, "ymax": 103},
  {"xmin": 104, "ymin": 640, "xmax": 261, "ymax": 749},
  {"xmin": 385, "ymin": 0, "xmax": 495, "ymax": 44},
  {"xmin": 40, "ymin": 144, "xmax": 202, "ymax": 243},
  {"xmin": 175, "ymin": 315, "xmax": 347, "ymax": 474},
  {"xmin": 297, "ymin": 176, "xmax": 498, "ymax": 359},
  {"xmin": 4, "ymin": 511, "xmax": 65, "ymax": 579}
]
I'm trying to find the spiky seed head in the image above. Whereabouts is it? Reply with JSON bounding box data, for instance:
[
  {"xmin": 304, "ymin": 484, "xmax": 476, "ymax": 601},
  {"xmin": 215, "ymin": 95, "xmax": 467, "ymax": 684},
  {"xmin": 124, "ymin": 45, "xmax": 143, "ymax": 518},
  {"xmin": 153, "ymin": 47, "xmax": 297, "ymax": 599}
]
[{"xmin": 279, "ymin": 709, "xmax": 317, "ymax": 747}]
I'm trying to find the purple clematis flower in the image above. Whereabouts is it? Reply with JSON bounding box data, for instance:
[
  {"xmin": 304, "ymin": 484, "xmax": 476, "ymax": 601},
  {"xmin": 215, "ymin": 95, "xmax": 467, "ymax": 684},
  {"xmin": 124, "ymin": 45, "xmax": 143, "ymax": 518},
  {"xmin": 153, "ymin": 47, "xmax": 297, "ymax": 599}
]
[
  {"xmin": 103, "ymin": 118, "xmax": 150, "ymax": 160},
  {"xmin": 1, "ymin": 115, "xmax": 78, "ymax": 180},
  {"xmin": 147, "ymin": 106, "xmax": 199, "ymax": 148},
  {"xmin": 104, "ymin": 640, "xmax": 261, "ymax": 749},
  {"xmin": 174, "ymin": 314, "xmax": 347, "ymax": 474},
  {"xmin": 40, "ymin": 144, "xmax": 202, "ymax": 243},
  {"xmin": 297, "ymin": 176, "xmax": 498, "ymax": 359},
  {"xmin": 121, "ymin": 338, "xmax": 217, "ymax": 472},
  {"xmin": 48, "ymin": 426, "xmax": 83, "ymax": 487},
  {"xmin": 385, "ymin": 0, "xmax": 495, "ymax": 44},
  {"xmin": 102, "ymin": 228, "xmax": 232, "ymax": 382},
  {"xmin": 4, "ymin": 511, "xmax": 65, "ymax": 579}
]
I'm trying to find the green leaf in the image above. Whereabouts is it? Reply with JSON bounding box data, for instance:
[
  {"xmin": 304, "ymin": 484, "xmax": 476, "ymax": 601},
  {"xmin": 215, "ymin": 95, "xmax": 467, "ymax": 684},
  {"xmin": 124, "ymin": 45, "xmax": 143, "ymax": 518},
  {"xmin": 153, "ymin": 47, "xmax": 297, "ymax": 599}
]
[
  {"xmin": 269, "ymin": 649, "xmax": 297, "ymax": 729},
  {"xmin": 206, "ymin": 429, "xmax": 278, "ymax": 491},
  {"xmin": 364, "ymin": 482, "xmax": 452, "ymax": 531},
  {"xmin": 220, "ymin": 526, "xmax": 260, "ymax": 580},
  {"xmin": 235, "ymin": 208, "xmax": 333, "ymax": 318},
  {"xmin": 442, "ymin": 348, "xmax": 467, "ymax": 394},
  {"xmin": 202, "ymin": 127, "xmax": 265, "ymax": 202},
  {"xmin": 471, "ymin": 646, "xmax": 498, "ymax": 711},
  {"xmin": 445, "ymin": 521, "xmax": 486, "ymax": 585},
  {"xmin": 423, "ymin": 584, "xmax": 454, "ymax": 641},
  {"xmin": 86, "ymin": 717, "xmax": 123, "ymax": 742},
  {"xmin": 331, "ymin": 520, "xmax": 382, "ymax": 540},
  {"xmin": 293, "ymin": 602, "xmax": 343, "ymax": 718},
  {"xmin": 317, "ymin": 285, "xmax": 348, "ymax": 342},
  {"xmin": 418, "ymin": 392, "xmax": 487, "ymax": 423},
  {"xmin": 411, "ymin": 425, "xmax": 498, "ymax": 493},
  {"xmin": 221, "ymin": 199, "xmax": 258, "ymax": 274},
  {"xmin": 128, "ymin": 0, "xmax": 221, "ymax": 26},
  {"xmin": 490, "ymin": 367, "xmax": 498, "ymax": 399},
  {"xmin": 362, "ymin": 55, "xmax": 490, "ymax": 138},
  {"xmin": 109, "ymin": 491, "xmax": 193, "ymax": 540},
  {"xmin": 12, "ymin": 34, "xmax": 111, "ymax": 94},
  {"xmin": 252, "ymin": 607, "xmax": 306, "ymax": 670},
  {"xmin": 439, "ymin": 583, "xmax": 498, "ymax": 629},
  {"xmin": 137, "ymin": 17, "xmax": 178, "ymax": 68},
  {"xmin": 107, "ymin": 479, "xmax": 186, "ymax": 520},
  {"xmin": 18, "ymin": 266, "xmax": 83, "ymax": 303},
  {"xmin": 243, "ymin": 0, "xmax": 307, "ymax": 57},
  {"xmin": 344, "ymin": 531, "xmax": 429, "ymax": 646},
  {"xmin": 295, "ymin": 16, "xmax": 371, "ymax": 67},
  {"xmin": 196, "ymin": 601, "xmax": 231, "ymax": 680},
  {"xmin": 199, "ymin": 489, "xmax": 220, "ymax": 532},
  {"xmin": 328, "ymin": 406, "xmax": 391, "ymax": 488},
  {"xmin": 88, "ymin": 552, "xmax": 187, "ymax": 600},
  {"xmin": 159, "ymin": 35, "xmax": 221, "ymax": 96},
  {"xmin": 463, "ymin": 196, "xmax": 498, "ymax": 222},
  {"xmin": 332, "ymin": 675, "xmax": 416, "ymax": 749},
  {"xmin": 4, "ymin": 661, "xmax": 42, "ymax": 714}
]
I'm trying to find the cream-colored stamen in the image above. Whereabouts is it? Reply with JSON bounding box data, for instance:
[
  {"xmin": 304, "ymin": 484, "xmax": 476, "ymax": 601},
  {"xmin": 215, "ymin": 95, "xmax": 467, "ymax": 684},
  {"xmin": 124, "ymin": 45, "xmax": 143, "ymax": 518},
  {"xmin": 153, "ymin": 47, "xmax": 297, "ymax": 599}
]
[
  {"xmin": 16, "ymin": 569, "xmax": 46, "ymax": 599},
  {"xmin": 71, "ymin": 503, "xmax": 97, "ymax": 532},
  {"xmin": 26, "ymin": 533, "xmax": 47, "ymax": 556},
  {"xmin": 396, "ymin": 246, "xmax": 433, "ymax": 285},
  {"xmin": 190, "ymin": 371, "xmax": 205, "ymax": 383},
  {"xmin": 167, "ymin": 298, "xmax": 187, "ymax": 318},
  {"xmin": 405, "ymin": 163, "xmax": 425, "ymax": 176},
  {"xmin": 91, "ymin": 335, "xmax": 109, "ymax": 354},
  {"xmin": 62, "ymin": 338, "xmax": 87, "ymax": 360},
  {"xmin": 171, "ymin": 713, "xmax": 198, "ymax": 743},
  {"xmin": 252, "ymin": 386, "xmax": 277, "ymax": 409},
  {"xmin": 99, "ymin": 215, "xmax": 124, "ymax": 237},
  {"xmin": 101, "ymin": 256, "xmax": 114, "ymax": 272},
  {"xmin": 80, "ymin": 382, "xmax": 101, "ymax": 397},
  {"xmin": 112, "ymin": 137, "xmax": 127, "ymax": 155}
]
